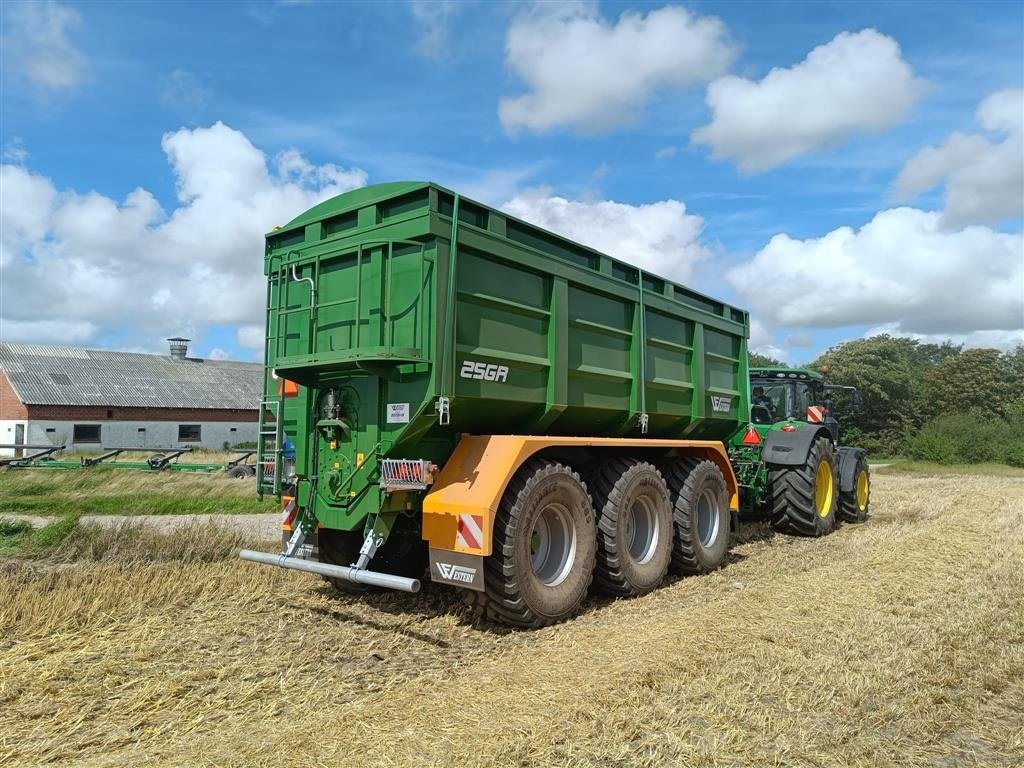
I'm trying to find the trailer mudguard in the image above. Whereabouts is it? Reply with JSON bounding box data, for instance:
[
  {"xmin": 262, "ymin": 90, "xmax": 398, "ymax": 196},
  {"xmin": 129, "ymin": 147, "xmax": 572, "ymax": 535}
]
[
  {"xmin": 836, "ymin": 446, "xmax": 867, "ymax": 493},
  {"xmin": 762, "ymin": 425, "xmax": 832, "ymax": 467},
  {"xmin": 422, "ymin": 434, "xmax": 739, "ymax": 557}
]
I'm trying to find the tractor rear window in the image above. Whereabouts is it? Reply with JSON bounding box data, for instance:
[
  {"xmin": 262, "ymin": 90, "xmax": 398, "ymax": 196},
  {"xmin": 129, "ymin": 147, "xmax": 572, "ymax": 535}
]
[{"xmin": 751, "ymin": 382, "xmax": 787, "ymax": 423}]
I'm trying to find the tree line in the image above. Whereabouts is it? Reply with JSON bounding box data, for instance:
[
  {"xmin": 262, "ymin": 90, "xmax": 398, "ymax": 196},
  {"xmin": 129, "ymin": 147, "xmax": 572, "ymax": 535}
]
[{"xmin": 750, "ymin": 335, "xmax": 1024, "ymax": 465}]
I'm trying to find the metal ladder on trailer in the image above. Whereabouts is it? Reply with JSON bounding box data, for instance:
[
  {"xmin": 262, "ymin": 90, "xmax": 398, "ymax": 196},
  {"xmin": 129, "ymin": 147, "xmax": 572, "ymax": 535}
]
[{"xmin": 257, "ymin": 398, "xmax": 283, "ymax": 497}]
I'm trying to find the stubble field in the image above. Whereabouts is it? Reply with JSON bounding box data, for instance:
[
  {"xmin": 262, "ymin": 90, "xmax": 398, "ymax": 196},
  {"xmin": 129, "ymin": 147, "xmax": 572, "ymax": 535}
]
[{"xmin": 1, "ymin": 468, "xmax": 1022, "ymax": 767}]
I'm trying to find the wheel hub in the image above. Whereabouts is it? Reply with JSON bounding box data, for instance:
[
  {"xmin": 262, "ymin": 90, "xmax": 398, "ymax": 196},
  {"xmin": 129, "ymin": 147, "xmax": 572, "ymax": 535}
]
[
  {"xmin": 815, "ymin": 460, "xmax": 834, "ymax": 517},
  {"xmin": 625, "ymin": 495, "xmax": 660, "ymax": 564},
  {"xmin": 530, "ymin": 503, "xmax": 577, "ymax": 587},
  {"xmin": 856, "ymin": 468, "xmax": 869, "ymax": 510},
  {"xmin": 696, "ymin": 487, "xmax": 721, "ymax": 547}
]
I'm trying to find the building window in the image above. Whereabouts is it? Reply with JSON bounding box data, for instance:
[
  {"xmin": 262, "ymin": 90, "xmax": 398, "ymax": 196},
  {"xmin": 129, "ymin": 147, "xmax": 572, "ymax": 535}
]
[
  {"xmin": 45, "ymin": 428, "xmax": 56, "ymax": 434},
  {"xmin": 73, "ymin": 424, "xmax": 101, "ymax": 443},
  {"xmin": 178, "ymin": 424, "xmax": 202, "ymax": 442}
]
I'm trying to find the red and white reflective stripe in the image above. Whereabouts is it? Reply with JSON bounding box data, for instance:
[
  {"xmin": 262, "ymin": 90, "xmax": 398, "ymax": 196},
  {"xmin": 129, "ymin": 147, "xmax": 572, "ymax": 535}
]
[
  {"xmin": 456, "ymin": 513, "xmax": 484, "ymax": 550},
  {"xmin": 807, "ymin": 406, "xmax": 825, "ymax": 423},
  {"xmin": 280, "ymin": 497, "xmax": 297, "ymax": 530}
]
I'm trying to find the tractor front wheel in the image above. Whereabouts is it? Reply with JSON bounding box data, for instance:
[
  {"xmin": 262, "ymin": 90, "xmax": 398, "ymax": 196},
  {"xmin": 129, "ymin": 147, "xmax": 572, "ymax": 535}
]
[
  {"xmin": 838, "ymin": 454, "xmax": 871, "ymax": 523},
  {"xmin": 768, "ymin": 437, "xmax": 837, "ymax": 537}
]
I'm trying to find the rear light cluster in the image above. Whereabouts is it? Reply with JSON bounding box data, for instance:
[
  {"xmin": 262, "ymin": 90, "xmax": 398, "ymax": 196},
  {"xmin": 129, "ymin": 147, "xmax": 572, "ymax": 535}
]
[{"xmin": 379, "ymin": 459, "xmax": 438, "ymax": 491}]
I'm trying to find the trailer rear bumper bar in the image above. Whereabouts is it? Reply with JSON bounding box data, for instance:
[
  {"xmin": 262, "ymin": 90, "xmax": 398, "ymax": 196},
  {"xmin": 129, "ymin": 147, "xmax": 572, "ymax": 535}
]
[{"xmin": 238, "ymin": 549, "xmax": 420, "ymax": 593}]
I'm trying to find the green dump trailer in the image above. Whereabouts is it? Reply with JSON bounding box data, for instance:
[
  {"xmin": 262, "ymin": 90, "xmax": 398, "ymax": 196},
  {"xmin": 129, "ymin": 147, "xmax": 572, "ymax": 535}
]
[{"xmin": 240, "ymin": 182, "xmax": 856, "ymax": 628}]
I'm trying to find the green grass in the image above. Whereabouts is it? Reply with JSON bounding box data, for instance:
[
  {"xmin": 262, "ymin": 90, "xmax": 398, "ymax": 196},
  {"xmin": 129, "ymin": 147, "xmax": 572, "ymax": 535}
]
[
  {"xmin": 0, "ymin": 518, "xmax": 34, "ymax": 554},
  {"xmin": 0, "ymin": 466, "xmax": 276, "ymax": 516},
  {"xmin": 0, "ymin": 513, "xmax": 81, "ymax": 555},
  {"xmin": 875, "ymin": 459, "xmax": 1024, "ymax": 477},
  {"xmin": 0, "ymin": 512, "xmax": 271, "ymax": 561}
]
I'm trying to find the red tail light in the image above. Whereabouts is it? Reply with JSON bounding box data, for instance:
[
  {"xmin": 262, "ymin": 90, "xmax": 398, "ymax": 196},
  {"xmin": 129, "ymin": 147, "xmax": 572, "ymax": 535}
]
[
  {"xmin": 742, "ymin": 425, "xmax": 762, "ymax": 445},
  {"xmin": 782, "ymin": 425, "xmax": 797, "ymax": 432}
]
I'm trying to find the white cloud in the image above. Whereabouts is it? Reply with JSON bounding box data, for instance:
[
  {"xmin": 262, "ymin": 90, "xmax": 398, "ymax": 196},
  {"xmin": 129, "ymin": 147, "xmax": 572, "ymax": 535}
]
[
  {"xmin": 0, "ymin": 318, "xmax": 98, "ymax": 345},
  {"xmin": 237, "ymin": 325, "xmax": 265, "ymax": 350},
  {"xmin": 655, "ymin": 146, "xmax": 678, "ymax": 160},
  {"xmin": 726, "ymin": 207, "xmax": 1023, "ymax": 337},
  {"xmin": 206, "ymin": 347, "xmax": 233, "ymax": 360},
  {"xmin": 2, "ymin": 139, "xmax": 29, "ymax": 164},
  {"xmin": 499, "ymin": 3, "xmax": 735, "ymax": 134},
  {"xmin": 692, "ymin": 29, "xmax": 926, "ymax": 172},
  {"xmin": 160, "ymin": 69, "xmax": 212, "ymax": 114},
  {"xmin": 0, "ymin": 164, "xmax": 56, "ymax": 266},
  {"xmin": 0, "ymin": 122, "xmax": 366, "ymax": 347},
  {"xmin": 893, "ymin": 89, "xmax": 1024, "ymax": 228},
  {"xmin": 785, "ymin": 332, "xmax": 814, "ymax": 348},
  {"xmin": 501, "ymin": 187, "xmax": 709, "ymax": 282},
  {"xmin": 410, "ymin": 0, "xmax": 464, "ymax": 59},
  {"xmin": 4, "ymin": 0, "xmax": 89, "ymax": 90},
  {"xmin": 864, "ymin": 324, "xmax": 1024, "ymax": 352},
  {"xmin": 748, "ymin": 318, "xmax": 790, "ymax": 362}
]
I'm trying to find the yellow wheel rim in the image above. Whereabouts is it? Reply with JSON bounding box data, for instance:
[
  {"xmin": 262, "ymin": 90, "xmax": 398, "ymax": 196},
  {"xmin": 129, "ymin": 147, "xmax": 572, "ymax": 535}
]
[
  {"xmin": 815, "ymin": 460, "xmax": 834, "ymax": 518},
  {"xmin": 856, "ymin": 469, "xmax": 869, "ymax": 511}
]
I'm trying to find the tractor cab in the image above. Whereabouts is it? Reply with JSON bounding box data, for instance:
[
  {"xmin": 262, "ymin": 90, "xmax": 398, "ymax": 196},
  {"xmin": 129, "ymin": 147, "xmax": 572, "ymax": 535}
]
[{"xmin": 749, "ymin": 368, "xmax": 824, "ymax": 426}]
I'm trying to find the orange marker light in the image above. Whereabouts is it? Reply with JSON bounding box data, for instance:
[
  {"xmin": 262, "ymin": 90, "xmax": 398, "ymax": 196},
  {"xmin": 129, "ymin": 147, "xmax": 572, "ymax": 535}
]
[{"xmin": 276, "ymin": 378, "xmax": 299, "ymax": 397}]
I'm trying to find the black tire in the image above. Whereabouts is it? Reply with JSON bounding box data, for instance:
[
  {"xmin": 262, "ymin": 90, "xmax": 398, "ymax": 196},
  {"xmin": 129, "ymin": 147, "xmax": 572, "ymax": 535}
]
[
  {"xmin": 838, "ymin": 453, "xmax": 871, "ymax": 523},
  {"xmin": 660, "ymin": 458, "xmax": 731, "ymax": 575},
  {"xmin": 586, "ymin": 459, "xmax": 673, "ymax": 597},
  {"xmin": 227, "ymin": 465, "xmax": 250, "ymax": 479},
  {"xmin": 372, "ymin": 530, "xmax": 429, "ymax": 581},
  {"xmin": 468, "ymin": 459, "xmax": 596, "ymax": 628},
  {"xmin": 768, "ymin": 436, "xmax": 837, "ymax": 537}
]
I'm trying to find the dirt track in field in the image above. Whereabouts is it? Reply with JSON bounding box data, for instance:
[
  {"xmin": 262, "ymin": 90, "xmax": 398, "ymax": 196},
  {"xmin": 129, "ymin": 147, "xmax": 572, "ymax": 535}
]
[
  {"xmin": 1, "ymin": 470, "xmax": 1022, "ymax": 767},
  {"xmin": 5, "ymin": 512, "xmax": 281, "ymax": 538}
]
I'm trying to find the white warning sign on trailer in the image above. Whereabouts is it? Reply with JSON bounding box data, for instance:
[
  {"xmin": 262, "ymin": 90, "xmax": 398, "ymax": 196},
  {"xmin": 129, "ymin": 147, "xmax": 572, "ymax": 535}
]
[{"xmin": 386, "ymin": 403, "xmax": 410, "ymax": 423}]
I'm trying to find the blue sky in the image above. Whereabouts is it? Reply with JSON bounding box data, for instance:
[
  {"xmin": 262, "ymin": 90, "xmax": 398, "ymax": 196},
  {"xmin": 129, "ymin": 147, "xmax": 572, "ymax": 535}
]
[{"xmin": 2, "ymin": 0, "xmax": 1022, "ymax": 362}]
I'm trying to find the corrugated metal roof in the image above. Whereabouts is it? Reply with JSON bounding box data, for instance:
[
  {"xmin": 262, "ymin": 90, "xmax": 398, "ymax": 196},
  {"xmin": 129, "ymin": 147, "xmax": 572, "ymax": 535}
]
[{"xmin": 0, "ymin": 342, "xmax": 263, "ymax": 410}]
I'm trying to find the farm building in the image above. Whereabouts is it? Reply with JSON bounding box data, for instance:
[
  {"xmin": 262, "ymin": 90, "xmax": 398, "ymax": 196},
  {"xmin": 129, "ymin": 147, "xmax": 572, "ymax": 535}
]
[{"xmin": 0, "ymin": 339, "xmax": 263, "ymax": 455}]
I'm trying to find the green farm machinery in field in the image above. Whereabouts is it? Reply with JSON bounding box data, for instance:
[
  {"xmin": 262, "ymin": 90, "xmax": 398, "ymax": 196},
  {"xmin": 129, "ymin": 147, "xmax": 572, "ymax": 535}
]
[
  {"xmin": 0, "ymin": 445, "xmax": 259, "ymax": 477},
  {"xmin": 241, "ymin": 182, "xmax": 870, "ymax": 627},
  {"xmin": 729, "ymin": 367, "xmax": 870, "ymax": 536}
]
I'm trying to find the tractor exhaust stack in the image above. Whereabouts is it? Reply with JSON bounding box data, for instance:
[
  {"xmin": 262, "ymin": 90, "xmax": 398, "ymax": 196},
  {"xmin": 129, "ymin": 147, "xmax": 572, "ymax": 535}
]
[{"xmin": 238, "ymin": 549, "xmax": 421, "ymax": 593}]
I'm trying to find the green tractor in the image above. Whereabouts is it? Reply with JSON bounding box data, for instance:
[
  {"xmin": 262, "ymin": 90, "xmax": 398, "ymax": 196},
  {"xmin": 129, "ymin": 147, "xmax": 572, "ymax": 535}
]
[{"xmin": 729, "ymin": 367, "xmax": 871, "ymax": 536}]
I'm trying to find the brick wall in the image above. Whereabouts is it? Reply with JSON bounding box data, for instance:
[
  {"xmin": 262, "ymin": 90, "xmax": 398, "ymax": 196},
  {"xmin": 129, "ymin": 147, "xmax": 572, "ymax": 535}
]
[
  {"xmin": 26, "ymin": 405, "xmax": 257, "ymax": 422},
  {"xmin": 0, "ymin": 370, "xmax": 28, "ymax": 420}
]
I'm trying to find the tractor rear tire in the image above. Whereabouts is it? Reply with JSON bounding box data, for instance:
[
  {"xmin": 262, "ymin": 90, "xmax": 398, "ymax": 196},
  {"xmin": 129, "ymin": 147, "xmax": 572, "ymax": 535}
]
[
  {"xmin": 468, "ymin": 459, "xmax": 596, "ymax": 628},
  {"xmin": 586, "ymin": 459, "xmax": 673, "ymax": 597},
  {"xmin": 768, "ymin": 437, "xmax": 837, "ymax": 537},
  {"xmin": 838, "ymin": 454, "xmax": 871, "ymax": 523},
  {"xmin": 660, "ymin": 458, "xmax": 731, "ymax": 575}
]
